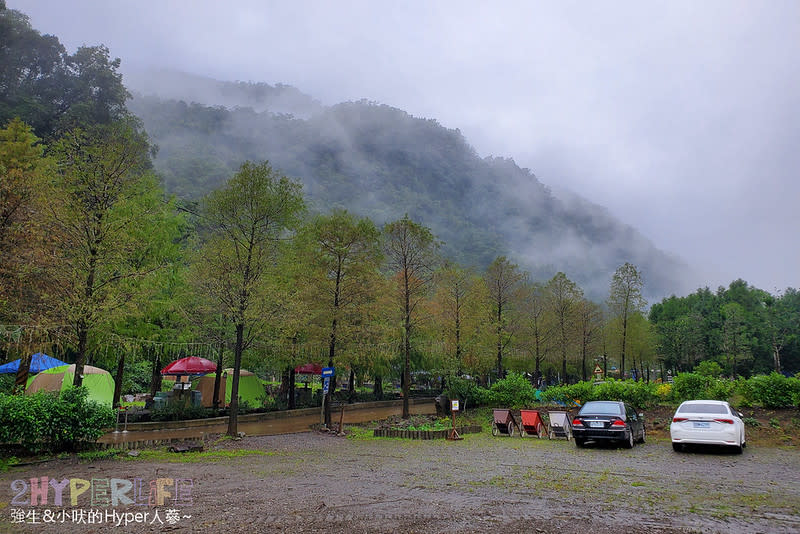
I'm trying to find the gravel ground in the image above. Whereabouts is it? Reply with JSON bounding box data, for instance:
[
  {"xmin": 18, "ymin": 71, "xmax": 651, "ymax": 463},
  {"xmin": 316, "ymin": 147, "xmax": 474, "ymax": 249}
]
[{"xmin": 2, "ymin": 429, "xmax": 799, "ymax": 533}]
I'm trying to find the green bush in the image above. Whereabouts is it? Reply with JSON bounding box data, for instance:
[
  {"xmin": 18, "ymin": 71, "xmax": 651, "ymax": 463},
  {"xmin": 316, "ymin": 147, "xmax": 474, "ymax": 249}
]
[
  {"xmin": 445, "ymin": 375, "xmax": 488, "ymax": 409},
  {"xmin": 670, "ymin": 373, "xmax": 710, "ymax": 402},
  {"xmin": 694, "ymin": 360, "xmax": 723, "ymax": 378},
  {"xmin": 744, "ymin": 373, "xmax": 800, "ymax": 409},
  {"xmin": 0, "ymin": 387, "xmax": 114, "ymax": 453},
  {"xmin": 483, "ymin": 372, "xmax": 538, "ymax": 409},
  {"xmin": 540, "ymin": 379, "xmax": 659, "ymax": 409},
  {"xmin": 151, "ymin": 402, "xmax": 209, "ymax": 421}
]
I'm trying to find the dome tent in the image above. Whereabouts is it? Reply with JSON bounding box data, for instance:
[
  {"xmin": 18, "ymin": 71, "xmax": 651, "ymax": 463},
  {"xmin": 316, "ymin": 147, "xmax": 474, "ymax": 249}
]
[
  {"xmin": 192, "ymin": 368, "xmax": 266, "ymax": 408},
  {"xmin": 26, "ymin": 364, "xmax": 115, "ymax": 407}
]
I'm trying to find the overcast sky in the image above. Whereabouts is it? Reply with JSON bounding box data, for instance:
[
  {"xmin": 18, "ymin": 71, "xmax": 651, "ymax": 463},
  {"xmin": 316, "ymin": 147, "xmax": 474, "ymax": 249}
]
[{"xmin": 12, "ymin": 0, "xmax": 800, "ymax": 295}]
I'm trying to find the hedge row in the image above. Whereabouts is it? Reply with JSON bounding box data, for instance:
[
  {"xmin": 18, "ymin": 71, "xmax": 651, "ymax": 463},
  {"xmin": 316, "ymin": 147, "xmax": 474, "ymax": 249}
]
[
  {"xmin": 0, "ymin": 387, "xmax": 115, "ymax": 453},
  {"xmin": 447, "ymin": 372, "xmax": 800, "ymax": 410}
]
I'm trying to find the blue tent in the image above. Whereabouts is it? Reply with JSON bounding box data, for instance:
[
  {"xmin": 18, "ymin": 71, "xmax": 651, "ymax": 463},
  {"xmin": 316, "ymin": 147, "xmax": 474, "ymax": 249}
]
[{"xmin": 0, "ymin": 353, "xmax": 68, "ymax": 374}]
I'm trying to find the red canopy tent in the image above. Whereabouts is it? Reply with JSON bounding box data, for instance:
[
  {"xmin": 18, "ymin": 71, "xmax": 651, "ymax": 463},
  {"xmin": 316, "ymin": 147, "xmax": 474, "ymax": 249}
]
[
  {"xmin": 294, "ymin": 363, "xmax": 322, "ymax": 375},
  {"xmin": 161, "ymin": 356, "xmax": 218, "ymax": 376}
]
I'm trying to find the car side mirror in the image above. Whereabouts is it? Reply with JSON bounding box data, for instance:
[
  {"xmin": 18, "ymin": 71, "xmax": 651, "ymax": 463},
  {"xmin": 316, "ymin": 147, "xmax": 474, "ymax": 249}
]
[{"xmin": 738, "ymin": 412, "xmax": 744, "ymax": 418}]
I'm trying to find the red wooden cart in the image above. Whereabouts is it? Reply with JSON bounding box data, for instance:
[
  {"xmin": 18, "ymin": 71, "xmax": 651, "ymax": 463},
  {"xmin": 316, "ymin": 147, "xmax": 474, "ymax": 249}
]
[
  {"xmin": 491, "ymin": 409, "xmax": 519, "ymax": 437},
  {"xmin": 520, "ymin": 409, "xmax": 547, "ymax": 438}
]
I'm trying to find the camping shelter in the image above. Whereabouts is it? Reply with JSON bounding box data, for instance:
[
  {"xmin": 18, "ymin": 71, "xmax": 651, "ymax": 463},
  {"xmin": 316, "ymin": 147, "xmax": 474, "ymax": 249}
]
[
  {"xmin": 25, "ymin": 364, "xmax": 115, "ymax": 407},
  {"xmin": 0, "ymin": 353, "xmax": 68, "ymax": 374},
  {"xmin": 193, "ymin": 368, "xmax": 265, "ymax": 408},
  {"xmin": 161, "ymin": 356, "xmax": 217, "ymax": 376}
]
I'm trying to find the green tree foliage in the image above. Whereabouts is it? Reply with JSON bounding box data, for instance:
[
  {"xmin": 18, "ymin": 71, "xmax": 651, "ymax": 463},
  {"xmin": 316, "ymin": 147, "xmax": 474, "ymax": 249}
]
[
  {"xmin": 296, "ymin": 208, "xmax": 382, "ymax": 423},
  {"xmin": 0, "ymin": 118, "xmax": 52, "ymax": 323},
  {"xmin": 482, "ymin": 372, "xmax": 538, "ymax": 409},
  {"xmin": 484, "ymin": 256, "xmax": 526, "ymax": 379},
  {"xmin": 48, "ymin": 120, "xmax": 180, "ymax": 389},
  {"xmin": 196, "ymin": 161, "xmax": 304, "ymax": 435},
  {"xmin": 384, "ymin": 215, "xmax": 439, "ymax": 418},
  {"xmin": 607, "ymin": 263, "xmax": 646, "ymax": 378},
  {"xmin": 0, "ymin": 7, "xmax": 131, "ymax": 138},
  {"xmin": 545, "ymin": 272, "xmax": 583, "ymax": 383}
]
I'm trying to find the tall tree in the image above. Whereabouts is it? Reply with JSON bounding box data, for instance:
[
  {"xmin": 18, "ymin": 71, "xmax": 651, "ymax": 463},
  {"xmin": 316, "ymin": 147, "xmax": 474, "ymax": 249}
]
[
  {"xmin": 517, "ymin": 281, "xmax": 552, "ymax": 386},
  {"xmin": 197, "ymin": 161, "xmax": 304, "ymax": 436},
  {"xmin": 384, "ymin": 215, "xmax": 438, "ymax": 418},
  {"xmin": 576, "ymin": 299, "xmax": 603, "ymax": 382},
  {"xmin": 0, "ymin": 6, "xmax": 131, "ymax": 138},
  {"xmin": 607, "ymin": 263, "xmax": 646, "ymax": 378},
  {"xmin": 545, "ymin": 272, "xmax": 583, "ymax": 383},
  {"xmin": 432, "ymin": 262, "xmax": 487, "ymax": 375},
  {"xmin": 298, "ymin": 208, "xmax": 382, "ymax": 426},
  {"xmin": 0, "ymin": 118, "xmax": 51, "ymax": 323},
  {"xmin": 484, "ymin": 256, "xmax": 526, "ymax": 379},
  {"xmin": 48, "ymin": 120, "xmax": 178, "ymax": 388}
]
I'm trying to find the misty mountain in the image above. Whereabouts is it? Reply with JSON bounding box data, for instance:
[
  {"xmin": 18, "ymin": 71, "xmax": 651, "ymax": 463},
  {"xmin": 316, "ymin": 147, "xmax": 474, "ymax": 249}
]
[{"xmin": 124, "ymin": 70, "xmax": 689, "ymax": 301}]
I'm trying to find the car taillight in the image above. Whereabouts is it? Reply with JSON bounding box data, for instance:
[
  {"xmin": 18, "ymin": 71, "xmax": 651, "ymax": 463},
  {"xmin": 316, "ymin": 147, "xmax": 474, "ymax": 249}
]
[
  {"xmin": 672, "ymin": 417, "xmax": 687, "ymax": 422},
  {"xmin": 714, "ymin": 418, "xmax": 734, "ymax": 424},
  {"xmin": 611, "ymin": 419, "xmax": 626, "ymax": 427},
  {"xmin": 572, "ymin": 418, "xmax": 583, "ymax": 426}
]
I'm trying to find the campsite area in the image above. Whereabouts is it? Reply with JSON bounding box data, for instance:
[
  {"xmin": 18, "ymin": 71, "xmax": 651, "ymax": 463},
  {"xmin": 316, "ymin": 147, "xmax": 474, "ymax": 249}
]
[{"xmin": 2, "ymin": 414, "xmax": 800, "ymax": 534}]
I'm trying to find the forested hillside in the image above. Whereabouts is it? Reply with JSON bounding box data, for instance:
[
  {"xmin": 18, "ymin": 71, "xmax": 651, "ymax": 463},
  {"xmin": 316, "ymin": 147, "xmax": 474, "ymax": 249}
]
[{"xmin": 125, "ymin": 74, "xmax": 689, "ymax": 300}]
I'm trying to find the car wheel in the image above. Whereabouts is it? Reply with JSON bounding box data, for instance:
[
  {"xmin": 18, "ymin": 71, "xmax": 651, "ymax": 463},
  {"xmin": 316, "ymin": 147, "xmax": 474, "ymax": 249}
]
[
  {"xmin": 491, "ymin": 423, "xmax": 498, "ymax": 436},
  {"xmin": 672, "ymin": 442, "xmax": 683, "ymax": 452},
  {"xmin": 624, "ymin": 430, "xmax": 634, "ymax": 449},
  {"xmin": 575, "ymin": 438, "xmax": 585, "ymax": 448},
  {"xmin": 733, "ymin": 439, "xmax": 743, "ymax": 454}
]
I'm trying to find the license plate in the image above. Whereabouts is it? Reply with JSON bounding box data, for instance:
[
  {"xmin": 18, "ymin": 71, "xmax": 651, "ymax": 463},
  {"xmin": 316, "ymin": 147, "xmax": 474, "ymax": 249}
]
[
  {"xmin": 589, "ymin": 421, "xmax": 604, "ymax": 428},
  {"xmin": 693, "ymin": 422, "xmax": 710, "ymax": 429}
]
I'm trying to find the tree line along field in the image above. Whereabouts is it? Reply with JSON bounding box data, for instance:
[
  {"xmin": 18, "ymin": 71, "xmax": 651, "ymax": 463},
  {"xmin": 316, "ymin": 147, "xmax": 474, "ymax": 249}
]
[{"xmin": 1, "ymin": 4, "xmax": 799, "ymax": 440}]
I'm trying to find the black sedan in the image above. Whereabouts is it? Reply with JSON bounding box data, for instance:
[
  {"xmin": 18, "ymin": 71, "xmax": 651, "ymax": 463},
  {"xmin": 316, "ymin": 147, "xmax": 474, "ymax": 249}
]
[{"xmin": 571, "ymin": 400, "xmax": 646, "ymax": 448}]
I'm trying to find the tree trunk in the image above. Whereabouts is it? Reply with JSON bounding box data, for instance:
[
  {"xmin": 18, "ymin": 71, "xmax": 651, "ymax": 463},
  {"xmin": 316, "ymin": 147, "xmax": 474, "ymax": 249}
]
[
  {"xmin": 289, "ymin": 368, "xmax": 296, "ymax": 409},
  {"xmin": 148, "ymin": 347, "xmax": 162, "ymax": 398},
  {"xmin": 73, "ymin": 319, "xmax": 89, "ymax": 387},
  {"xmin": 213, "ymin": 342, "xmax": 224, "ymax": 412},
  {"xmin": 227, "ymin": 323, "xmax": 244, "ymax": 437},
  {"xmin": 348, "ymin": 369, "xmax": 355, "ymax": 403},
  {"xmin": 13, "ymin": 352, "xmax": 32, "ymax": 394},
  {"xmin": 112, "ymin": 352, "xmax": 125, "ymax": 408},
  {"xmin": 373, "ymin": 375, "xmax": 383, "ymax": 400}
]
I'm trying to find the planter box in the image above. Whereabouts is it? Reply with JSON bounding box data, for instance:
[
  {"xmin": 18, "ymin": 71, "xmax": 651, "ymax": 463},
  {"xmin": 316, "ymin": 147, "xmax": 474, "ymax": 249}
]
[{"xmin": 373, "ymin": 425, "xmax": 482, "ymax": 439}]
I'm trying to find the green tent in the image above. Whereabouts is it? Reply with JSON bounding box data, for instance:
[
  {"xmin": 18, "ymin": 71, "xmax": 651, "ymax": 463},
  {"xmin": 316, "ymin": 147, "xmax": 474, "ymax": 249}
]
[
  {"xmin": 193, "ymin": 368, "xmax": 266, "ymax": 408},
  {"xmin": 26, "ymin": 364, "xmax": 115, "ymax": 407}
]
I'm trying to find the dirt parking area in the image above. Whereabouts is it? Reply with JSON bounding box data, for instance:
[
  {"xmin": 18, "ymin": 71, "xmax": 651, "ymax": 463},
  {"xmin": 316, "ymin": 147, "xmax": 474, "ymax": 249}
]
[{"xmin": 2, "ymin": 423, "xmax": 799, "ymax": 534}]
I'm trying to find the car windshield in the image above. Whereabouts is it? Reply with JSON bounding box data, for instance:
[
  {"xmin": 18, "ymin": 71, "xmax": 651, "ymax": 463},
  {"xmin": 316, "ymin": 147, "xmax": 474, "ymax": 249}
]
[
  {"xmin": 579, "ymin": 402, "xmax": 622, "ymax": 415},
  {"xmin": 678, "ymin": 403, "xmax": 729, "ymax": 414}
]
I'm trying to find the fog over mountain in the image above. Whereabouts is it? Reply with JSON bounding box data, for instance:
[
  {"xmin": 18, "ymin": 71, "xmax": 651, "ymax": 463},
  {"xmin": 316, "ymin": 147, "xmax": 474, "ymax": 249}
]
[
  {"xmin": 12, "ymin": 1, "xmax": 799, "ymax": 297},
  {"xmin": 124, "ymin": 70, "xmax": 690, "ymax": 302}
]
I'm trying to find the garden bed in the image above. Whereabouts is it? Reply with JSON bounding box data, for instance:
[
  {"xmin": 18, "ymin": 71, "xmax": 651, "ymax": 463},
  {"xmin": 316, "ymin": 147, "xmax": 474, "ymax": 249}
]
[{"xmin": 373, "ymin": 424, "xmax": 482, "ymax": 439}]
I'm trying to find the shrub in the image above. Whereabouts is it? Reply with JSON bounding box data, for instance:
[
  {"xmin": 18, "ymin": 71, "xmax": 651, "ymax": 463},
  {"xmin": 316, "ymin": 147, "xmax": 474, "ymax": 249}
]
[
  {"xmin": 0, "ymin": 387, "xmax": 114, "ymax": 453},
  {"xmin": 745, "ymin": 373, "xmax": 800, "ymax": 409},
  {"xmin": 445, "ymin": 375, "xmax": 488, "ymax": 409},
  {"xmin": 694, "ymin": 360, "xmax": 723, "ymax": 378},
  {"xmin": 483, "ymin": 372, "xmax": 538, "ymax": 409},
  {"xmin": 151, "ymin": 402, "xmax": 209, "ymax": 421},
  {"xmin": 670, "ymin": 373, "xmax": 710, "ymax": 402}
]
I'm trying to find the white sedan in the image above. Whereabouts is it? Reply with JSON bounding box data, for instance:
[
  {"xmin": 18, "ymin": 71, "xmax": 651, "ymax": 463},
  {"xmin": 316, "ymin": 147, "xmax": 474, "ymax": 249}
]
[{"xmin": 670, "ymin": 400, "xmax": 746, "ymax": 454}]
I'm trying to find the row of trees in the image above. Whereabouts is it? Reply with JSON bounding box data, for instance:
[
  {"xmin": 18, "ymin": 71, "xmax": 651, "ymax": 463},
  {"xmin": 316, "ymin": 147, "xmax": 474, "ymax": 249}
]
[{"xmin": 1, "ymin": 108, "xmax": 659, "ymax": 432}]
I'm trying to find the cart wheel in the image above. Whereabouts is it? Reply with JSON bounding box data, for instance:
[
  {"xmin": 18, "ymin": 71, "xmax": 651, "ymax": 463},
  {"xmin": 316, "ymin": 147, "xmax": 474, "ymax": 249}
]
[
  {"xmin": 492, "ymin": 423, "xmax": 498, "ymax": 436},
  {"xmin": 508, "ymin": 424, "xmax": 514, "ymax": 437},
  {"xmin": 536, "ymin": 424, "xmax": 544, "ymax": 439},
  {"xmin": 521, "ymin": 428, "xmax": 528, "ymax": 437},
  {"xmin": 549, "ymin": 430, "xmax": 554, "ymax": 440}
]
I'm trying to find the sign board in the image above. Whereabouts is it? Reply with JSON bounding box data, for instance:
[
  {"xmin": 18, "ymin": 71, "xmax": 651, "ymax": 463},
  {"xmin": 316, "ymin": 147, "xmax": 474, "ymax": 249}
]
[
  {"xmin": 451, "ymin": 400, "xmax": 460, "ymax": 412},
  {"xmin": 593, "ymin": 364, "xmax": 603, "ymax": 375},
  {"xmin": 322, "ymin": 367, "xmax": 335, "ymax": 377},
  {"xmin": 322, "ymin": 376, "xmax": 331, "ymax": 394}
]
